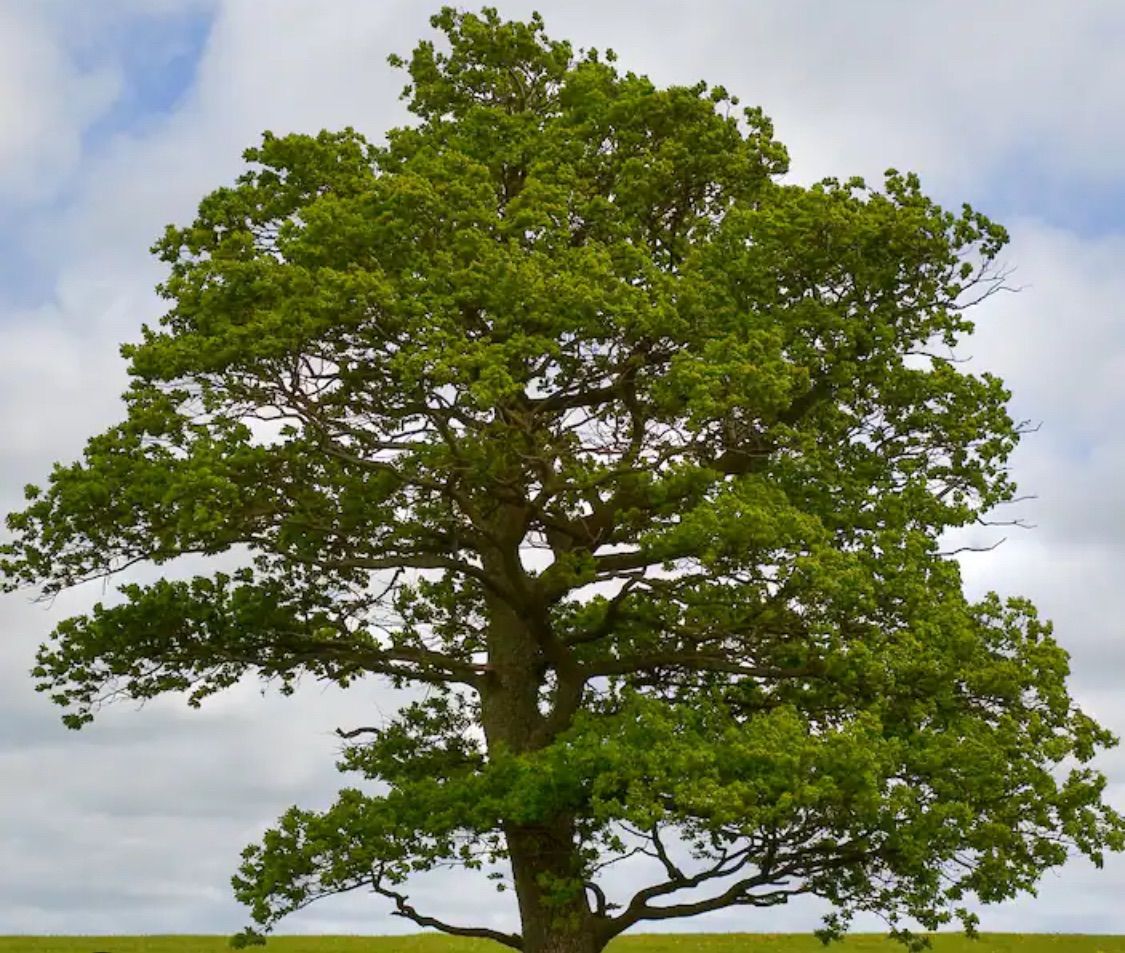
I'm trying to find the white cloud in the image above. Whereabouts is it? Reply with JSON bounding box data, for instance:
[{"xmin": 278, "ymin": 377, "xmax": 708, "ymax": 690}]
[
  {"xmin": 966, "ymin": 223, "xmax": 1125, "ymax": 430},
  {"xmin": 0, "ymin": 2, "xmax": 120, "ymax": 203},
  {"xmin": 494, "ymin": 0, "xmax": 1125, "ymax": 194}
]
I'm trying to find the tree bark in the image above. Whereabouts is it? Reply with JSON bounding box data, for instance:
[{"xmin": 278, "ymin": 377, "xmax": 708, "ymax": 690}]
[
  {"xmin": 479, "ymin": 584, "xmax": 607, "ymax": 953},
  {"xmin": 505, "ymin": 818, "xmax": 605, "ymax": 953}
]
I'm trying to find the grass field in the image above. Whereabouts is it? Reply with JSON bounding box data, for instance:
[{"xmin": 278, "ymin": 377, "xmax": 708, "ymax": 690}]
[{"xmin": 1, "ymin": 936, "xmax": 1123, "ymax": 953}]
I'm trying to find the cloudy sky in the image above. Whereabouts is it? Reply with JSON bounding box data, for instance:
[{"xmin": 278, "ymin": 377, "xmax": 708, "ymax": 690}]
[{"xmin": 1, "ymin": 0, "xmax": 1123, "ymax": 939}]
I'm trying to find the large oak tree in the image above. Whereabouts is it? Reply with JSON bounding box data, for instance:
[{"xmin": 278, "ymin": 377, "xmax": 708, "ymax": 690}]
[{"xmin": 4, "ymin": 8, "xmax": 1122, "ymax": 953}]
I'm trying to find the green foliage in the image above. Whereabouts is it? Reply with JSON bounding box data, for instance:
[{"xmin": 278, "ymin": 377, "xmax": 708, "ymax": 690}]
[{"xmin": 3, "ymin": 6, "xmax": 1121, "ymax": 953}]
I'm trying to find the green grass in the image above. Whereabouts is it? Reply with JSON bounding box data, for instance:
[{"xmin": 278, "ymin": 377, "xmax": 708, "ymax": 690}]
[{"xmin": 1, "ymin": 936, "xmax": 1123, "ymax": 953}]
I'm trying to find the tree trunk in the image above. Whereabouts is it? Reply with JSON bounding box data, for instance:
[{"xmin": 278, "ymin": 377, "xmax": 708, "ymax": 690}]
[
  {"xmin": 479, "ymin": 615, "xmax": 606, "ymax": 949},
  {"xmin": 505, "ymin": 818, "xmax": 605, "ymax": 953},
  {"xmin": 478, "ymin": 533, "xmax": 606, "ymax": 953}
]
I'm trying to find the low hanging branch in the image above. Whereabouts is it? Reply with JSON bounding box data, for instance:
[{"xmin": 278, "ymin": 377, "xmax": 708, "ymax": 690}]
[{"xmin": 372, "ymin": 874, "xmax": 524, "ymax": 951}]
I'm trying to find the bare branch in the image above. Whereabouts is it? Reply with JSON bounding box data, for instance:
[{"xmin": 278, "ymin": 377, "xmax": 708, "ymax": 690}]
[
  {"xmin": 582, "ymin": 653, "xmax": 821, "ymax": 681},
  {"xmin": 372, "ymin": 876, "xmax": 523, "ymax": 950},
  {"xmin": 938, "ymin": 536, "xmax": 1006, "ymax": 557},
  {"xmin": 335, "ymin": 726, "xmax": 381, "ymax": 740},
  {"xmin": 649, "ymin": 825, "xmax": 686, "ymax": 883},
  {"xmin": 584, "ymin": 880, "xmax": 616, "ymax": 916}
]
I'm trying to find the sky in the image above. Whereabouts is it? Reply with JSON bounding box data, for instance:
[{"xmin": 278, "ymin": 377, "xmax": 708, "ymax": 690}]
[{"xmin": 0, "ymin": 0, "xmax": 1123, "ymax": 939}]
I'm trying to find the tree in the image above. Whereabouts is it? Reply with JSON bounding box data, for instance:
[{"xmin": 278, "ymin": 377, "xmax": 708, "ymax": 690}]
[{"xmin": 3, "ymin": 7, "xmax": 1122, "ymax": 953}]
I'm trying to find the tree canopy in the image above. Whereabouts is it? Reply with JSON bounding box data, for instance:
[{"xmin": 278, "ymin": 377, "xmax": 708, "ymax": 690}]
[{"xmin": 4, "ymin": 8, "xmax": 1122, "ymax": 953}]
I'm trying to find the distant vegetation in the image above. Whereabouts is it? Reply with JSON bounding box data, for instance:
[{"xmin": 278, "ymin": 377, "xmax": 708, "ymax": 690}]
[{"xmin": 1, "ymin": 935, "xmax": 1123, "ymax": 953}]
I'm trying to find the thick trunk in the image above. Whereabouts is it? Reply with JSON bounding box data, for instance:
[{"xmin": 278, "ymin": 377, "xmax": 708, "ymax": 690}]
[
  {"xmin": 478, "ymin": 517, "xmax": 605, "ymax": 953},
  {"xmin": 505, "ymin": 819, "xmax": 605, "ymax": 953},
  {"xmin": 479, "ymin": 606, "xmax": 605, "ymax": 952}
]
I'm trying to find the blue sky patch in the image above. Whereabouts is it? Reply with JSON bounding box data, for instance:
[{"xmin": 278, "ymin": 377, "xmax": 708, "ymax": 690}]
[
  {"xmin": 0, "ymin": 7, "xmax": 214, "ymax": 309},
  {"xmin": 79, "ymin": 6, "xmax": 214, "ymax": 149},
  {"xmin": 977, "ymin": 152, "xmax": 1125, "ymax": 239}
]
